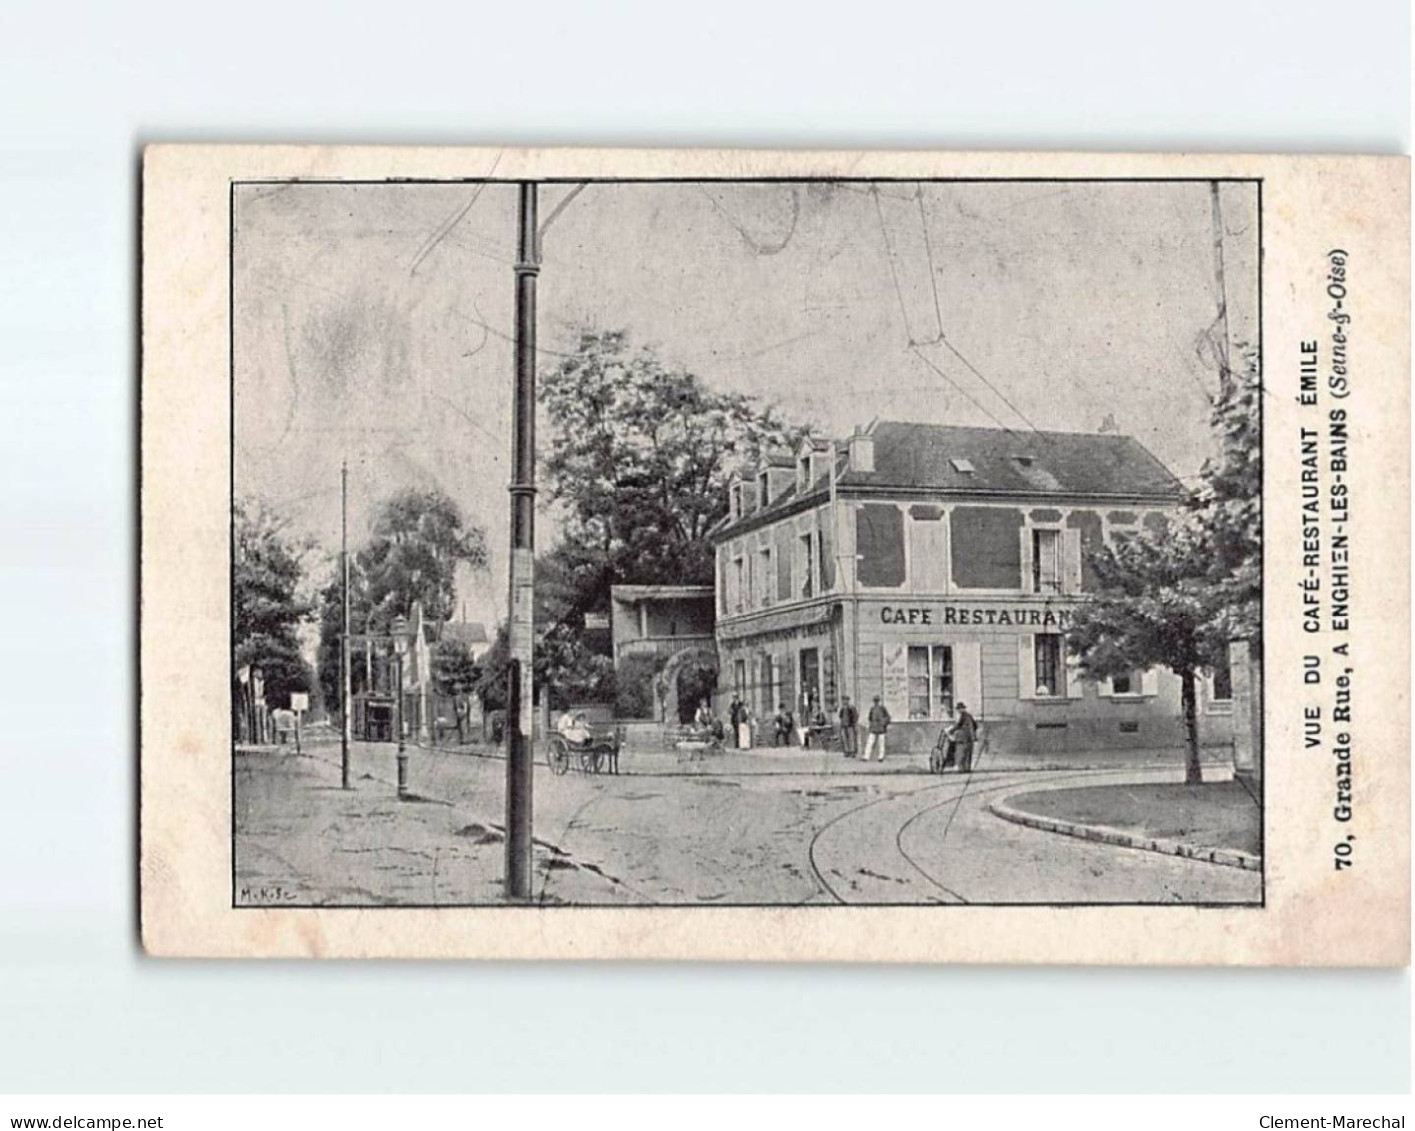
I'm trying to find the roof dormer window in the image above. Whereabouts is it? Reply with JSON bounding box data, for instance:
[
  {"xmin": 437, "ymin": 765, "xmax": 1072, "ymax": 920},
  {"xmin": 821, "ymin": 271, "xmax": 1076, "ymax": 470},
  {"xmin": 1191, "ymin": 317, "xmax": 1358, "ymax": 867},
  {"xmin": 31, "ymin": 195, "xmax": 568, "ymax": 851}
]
[{"xmin": 758, "ymin": 470, "xmax": 771, "ymax": 508}]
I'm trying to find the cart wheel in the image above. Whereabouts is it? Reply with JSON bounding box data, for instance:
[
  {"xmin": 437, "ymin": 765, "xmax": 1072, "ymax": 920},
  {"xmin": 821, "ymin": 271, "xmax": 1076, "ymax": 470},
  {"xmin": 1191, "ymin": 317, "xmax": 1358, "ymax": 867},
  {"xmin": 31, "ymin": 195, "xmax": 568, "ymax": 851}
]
[
  {"xmin": 929, "ymin": 747, "xmax": 943, "ymax": 774},
  {"xmin": 548, "ymin": 740, "xmax": 570, "ymax": 775}
]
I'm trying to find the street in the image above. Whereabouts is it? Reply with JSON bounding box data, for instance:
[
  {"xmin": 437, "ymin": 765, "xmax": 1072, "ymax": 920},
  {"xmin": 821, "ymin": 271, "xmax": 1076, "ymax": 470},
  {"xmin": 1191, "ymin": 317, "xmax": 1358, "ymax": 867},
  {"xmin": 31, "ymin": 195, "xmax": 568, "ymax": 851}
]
[{"xmin": 235, "ymin": 737, "xmax": 1260, "ymax": 907}]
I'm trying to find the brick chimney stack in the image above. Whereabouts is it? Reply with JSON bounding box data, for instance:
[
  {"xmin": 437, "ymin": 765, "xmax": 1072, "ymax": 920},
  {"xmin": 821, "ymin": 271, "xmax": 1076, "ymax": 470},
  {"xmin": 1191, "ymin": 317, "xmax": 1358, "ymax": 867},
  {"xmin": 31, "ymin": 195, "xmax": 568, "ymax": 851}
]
[{"xmin": 847, "ymin": 424, "xmax": 875, "ymax": 473}]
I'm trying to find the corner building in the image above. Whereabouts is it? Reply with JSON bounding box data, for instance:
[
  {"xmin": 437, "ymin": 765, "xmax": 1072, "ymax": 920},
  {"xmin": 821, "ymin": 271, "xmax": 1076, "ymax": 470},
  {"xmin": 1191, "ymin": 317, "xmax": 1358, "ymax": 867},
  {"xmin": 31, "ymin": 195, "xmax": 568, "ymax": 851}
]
[{"xmin": 710, "ymin": 421, "xmax": 1235, "ymax": 756}]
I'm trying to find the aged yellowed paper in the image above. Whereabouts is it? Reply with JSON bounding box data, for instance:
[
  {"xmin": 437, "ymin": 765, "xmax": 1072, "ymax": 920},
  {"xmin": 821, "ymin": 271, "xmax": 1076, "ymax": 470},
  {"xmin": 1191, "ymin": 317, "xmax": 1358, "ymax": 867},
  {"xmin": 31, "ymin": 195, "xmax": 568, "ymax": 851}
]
[{"xmin": 141, "ymin": 146, "xmax": 1408, "ymax": 962}]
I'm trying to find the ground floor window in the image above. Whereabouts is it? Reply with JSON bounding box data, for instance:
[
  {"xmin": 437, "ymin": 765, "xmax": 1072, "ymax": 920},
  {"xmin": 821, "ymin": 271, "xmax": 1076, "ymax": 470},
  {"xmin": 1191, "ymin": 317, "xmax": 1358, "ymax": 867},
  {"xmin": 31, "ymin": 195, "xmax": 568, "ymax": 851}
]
[
  {"xmin": 762, "ymin": 653, "xmax": 783, "ymax": 713},
  {"xmin": 1211, "ymin": 650, "xmax": 1233, "ymax": 701},
  {"xmin": 1111, "ymin": 669, "xmax": 1138, "ymax": 695},
  {"xmin": 906, "ymin": 644, "xmax": 954, "ymax": 720},
  {"xmin": 1034, "ymin": 634, "xmax": 1062, "ymax": 698},
  {"xmin": 733, "ymin": 658, "xmax": 747, "ymax": 701}
]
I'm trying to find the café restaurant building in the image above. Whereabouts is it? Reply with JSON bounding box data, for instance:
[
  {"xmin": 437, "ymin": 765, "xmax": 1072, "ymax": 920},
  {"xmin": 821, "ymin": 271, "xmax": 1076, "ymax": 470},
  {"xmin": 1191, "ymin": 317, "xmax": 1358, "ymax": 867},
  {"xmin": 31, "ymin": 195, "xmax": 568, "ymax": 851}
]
[{"xmin": 710, "ymin": 420, "xmax": 1236, "ymax": 755}]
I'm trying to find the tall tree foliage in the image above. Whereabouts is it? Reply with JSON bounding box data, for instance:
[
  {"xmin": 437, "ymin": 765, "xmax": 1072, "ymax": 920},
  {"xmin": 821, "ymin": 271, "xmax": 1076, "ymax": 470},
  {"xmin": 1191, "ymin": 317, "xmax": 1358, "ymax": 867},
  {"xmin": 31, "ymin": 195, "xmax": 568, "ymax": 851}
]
[
  {"xmin": 540, "ymin": 328, "xmax": 809, "ymax": 614},
  {"xmin": 1068, "ymin": 345, "xmax": 1262, "ymax": 784},
  {"xmin": 359, "ymin": 487, "xmax": 488, "ymax": 627},
  {"xmin": 233, "ymin": 499, "xmax": 313, "ymax": 707},
  {"xmin": 316, "ymin": 487, "xmax": 488, "ymax": 716},
  {"xmin": 1190, "ymin": 345, "xmax": 1262, "ymax": 648},
  {"xmin": 1068, "ymin": 524, "xmax": 1212, "ymax": 784}
]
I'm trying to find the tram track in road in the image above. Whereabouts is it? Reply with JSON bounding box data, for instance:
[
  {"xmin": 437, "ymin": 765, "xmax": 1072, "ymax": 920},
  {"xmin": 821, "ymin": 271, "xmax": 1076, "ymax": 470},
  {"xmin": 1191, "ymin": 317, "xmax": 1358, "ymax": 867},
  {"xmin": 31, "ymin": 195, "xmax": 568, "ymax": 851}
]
[{"xmin": 808, "ymin": 768, "xmax": 1148, "ymax": 905}]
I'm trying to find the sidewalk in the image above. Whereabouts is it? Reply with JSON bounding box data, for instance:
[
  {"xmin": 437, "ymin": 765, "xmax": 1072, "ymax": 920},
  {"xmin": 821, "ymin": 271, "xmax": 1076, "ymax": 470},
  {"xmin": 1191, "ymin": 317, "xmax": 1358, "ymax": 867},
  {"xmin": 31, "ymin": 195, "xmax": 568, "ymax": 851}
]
[
  {"xmin": 394, "ymin": 734, "xmax": 1236, "ymax": 778},
  {"xmin": 989, "ymin": 780, "xmax": 1262, "ymax": 870},
  {"xmin": 234, "ymin": 745, "xmax": 642, "ymax": 905}
]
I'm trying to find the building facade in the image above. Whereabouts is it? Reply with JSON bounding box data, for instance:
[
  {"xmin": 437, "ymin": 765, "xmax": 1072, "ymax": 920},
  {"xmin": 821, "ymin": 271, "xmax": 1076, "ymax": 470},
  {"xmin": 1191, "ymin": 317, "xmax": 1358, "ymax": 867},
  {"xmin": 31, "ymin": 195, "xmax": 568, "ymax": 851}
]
[
  {"xmin": 609, "ymin": 584, "xmax": 716, "ymax": 722},
  {"xmin": 710, "ymin": 421, "xmax": 1236, "ymax": 755}
]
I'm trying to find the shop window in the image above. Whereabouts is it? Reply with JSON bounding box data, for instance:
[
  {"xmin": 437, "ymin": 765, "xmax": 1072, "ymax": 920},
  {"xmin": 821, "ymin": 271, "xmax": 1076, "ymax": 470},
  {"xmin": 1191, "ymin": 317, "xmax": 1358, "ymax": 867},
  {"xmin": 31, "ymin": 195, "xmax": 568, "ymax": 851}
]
[
  {"xmin": 1032, "ymin": 528, "xmax": 1061, "ymax": 593},
  {"xmin": 799, "ymin": 648, "xmax": 821, "ymax": 712},
  {"xmin": 822, "ymin": 650, "xmax": 838, "ymax": 711},
  {"xmin": 762, "ymin": 654, "xmax": 782, "ymax": 712},
  {"xmin": 1034, "ymin": 634, "xmax": 1062, "ymax": 698},
  {"xmin": 906, "ymin": 644, "xmax": 954, "ymax": 720}
]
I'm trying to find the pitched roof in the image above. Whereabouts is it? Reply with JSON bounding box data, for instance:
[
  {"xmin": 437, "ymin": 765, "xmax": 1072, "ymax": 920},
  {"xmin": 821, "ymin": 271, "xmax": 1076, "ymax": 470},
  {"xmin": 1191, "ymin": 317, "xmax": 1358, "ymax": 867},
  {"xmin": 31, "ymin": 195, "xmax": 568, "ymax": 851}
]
[
  {"xmin": 711, "ymin": 420, "xmax": 1182, "ymax": 541},
  {"xmin": 839, "ymin": 421, "xmax": 1183, "ymax": 498},
  {"xmin": 439, "ymin": 621, "xmax": 488, "ymax": 646}
]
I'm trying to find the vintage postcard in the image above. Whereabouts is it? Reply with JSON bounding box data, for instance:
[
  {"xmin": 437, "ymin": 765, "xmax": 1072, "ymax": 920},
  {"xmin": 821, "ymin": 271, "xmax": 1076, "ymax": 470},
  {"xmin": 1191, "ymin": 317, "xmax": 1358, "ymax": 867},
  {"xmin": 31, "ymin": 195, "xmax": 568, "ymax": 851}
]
[{"xmin": 140, "ymin": 147, "xmax": 1408, "ymax": 961}]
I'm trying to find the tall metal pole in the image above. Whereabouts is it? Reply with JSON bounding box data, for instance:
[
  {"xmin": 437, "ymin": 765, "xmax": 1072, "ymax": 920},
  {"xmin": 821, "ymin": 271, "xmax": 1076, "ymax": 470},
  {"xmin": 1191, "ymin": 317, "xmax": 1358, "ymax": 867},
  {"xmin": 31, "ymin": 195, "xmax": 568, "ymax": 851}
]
[
  {"xmin": 505, "ymin": 182, "xmax": 539, "ymax": 901},
  {"xmin": 1209, "ymin": 180, "xmax": 1232, "ymax": 380},
  {"xmin": 341, "ymin": 459, "xmax": 352, "ymax": 788}
]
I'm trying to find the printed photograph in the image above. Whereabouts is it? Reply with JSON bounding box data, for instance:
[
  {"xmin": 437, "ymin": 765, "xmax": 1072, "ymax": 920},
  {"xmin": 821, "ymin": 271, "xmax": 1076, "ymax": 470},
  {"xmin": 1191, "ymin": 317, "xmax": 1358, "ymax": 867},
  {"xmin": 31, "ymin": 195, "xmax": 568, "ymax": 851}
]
[{"xmin": 231, "ymin": 178, "xmax": 1262, "ymax": 907}]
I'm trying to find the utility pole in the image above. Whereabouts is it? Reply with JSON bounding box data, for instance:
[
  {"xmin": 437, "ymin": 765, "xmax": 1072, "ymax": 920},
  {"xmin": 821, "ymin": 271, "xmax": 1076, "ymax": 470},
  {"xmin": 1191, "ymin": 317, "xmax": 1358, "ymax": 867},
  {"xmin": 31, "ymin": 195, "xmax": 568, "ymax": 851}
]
[
  {"xmin": 1209, "ymin": 180, "xmax": 1232, "ymax": 380},
  {"xmin": 504, "ymin": 182, "xmax": 538, "ymax": 901},
  {"xmin": 341, "ymin": 459, "xmax": 352, "ymax": 789}
]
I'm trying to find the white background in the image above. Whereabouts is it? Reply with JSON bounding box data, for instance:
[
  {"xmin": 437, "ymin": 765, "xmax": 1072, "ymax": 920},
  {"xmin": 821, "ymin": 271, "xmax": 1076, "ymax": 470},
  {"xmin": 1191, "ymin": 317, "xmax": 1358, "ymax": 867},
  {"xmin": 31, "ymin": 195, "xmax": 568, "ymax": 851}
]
[{"xmin": 0, "ymin": 0, "xmax": 1409, "ymax": 1093}]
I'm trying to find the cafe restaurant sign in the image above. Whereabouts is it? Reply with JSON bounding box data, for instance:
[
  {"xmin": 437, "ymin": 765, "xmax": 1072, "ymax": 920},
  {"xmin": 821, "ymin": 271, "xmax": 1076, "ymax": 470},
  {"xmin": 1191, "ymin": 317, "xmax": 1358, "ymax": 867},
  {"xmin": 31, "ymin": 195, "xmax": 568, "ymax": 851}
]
[{"xmin": 876, "ymin": 602, "xmax": 1074, "ymax": 629}]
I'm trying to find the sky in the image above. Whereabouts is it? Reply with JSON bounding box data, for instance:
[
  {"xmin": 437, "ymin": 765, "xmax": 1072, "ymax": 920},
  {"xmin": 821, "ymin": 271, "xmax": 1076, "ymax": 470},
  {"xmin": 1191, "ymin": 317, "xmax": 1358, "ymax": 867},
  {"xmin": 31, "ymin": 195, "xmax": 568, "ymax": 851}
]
[{"xmin": 233, "ymin": 178, "xmax": 1259, "ymax": 629}]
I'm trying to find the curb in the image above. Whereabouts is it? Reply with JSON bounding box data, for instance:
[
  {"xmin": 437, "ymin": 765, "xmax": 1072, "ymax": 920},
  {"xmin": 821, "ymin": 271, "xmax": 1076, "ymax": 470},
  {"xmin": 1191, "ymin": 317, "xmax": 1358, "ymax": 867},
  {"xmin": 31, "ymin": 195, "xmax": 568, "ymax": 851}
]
[{"xmin": 987, "ymin": 797, "xmax": 1262, "ymax": 872}]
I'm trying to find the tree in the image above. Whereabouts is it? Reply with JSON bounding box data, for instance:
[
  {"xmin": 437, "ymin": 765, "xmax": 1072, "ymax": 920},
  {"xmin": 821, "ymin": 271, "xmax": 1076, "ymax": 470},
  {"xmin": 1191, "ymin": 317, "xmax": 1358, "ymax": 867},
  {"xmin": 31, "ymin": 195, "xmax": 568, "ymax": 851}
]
[
  {"xmin": 1190, "ymin": 344, "xmax": 1262, "ymax": 648},
  {"xmin": 233, "ymin": 499, "xmax": 313, "ymax": 711},
  {"xmin": 1067, "ymin": 523, "xmax": 1212, "ymax": 783},
  {"xmin": 540, "ymin": 328, "xmax": 810, "ymax": 616},
  {"xmin": 475, "ymin": 620, "xmax": 615, "ymax": 715},
  {"xmin": 314, "ymin": 561, "xmax": 372, "ymax": 719},
  {"xmin": 1068, "ymin": 345, "xmax": 1262, "ymax": 785},
  {"xmin": 358, "ymin": 487, "xmax": 488, "ymax": 628}
]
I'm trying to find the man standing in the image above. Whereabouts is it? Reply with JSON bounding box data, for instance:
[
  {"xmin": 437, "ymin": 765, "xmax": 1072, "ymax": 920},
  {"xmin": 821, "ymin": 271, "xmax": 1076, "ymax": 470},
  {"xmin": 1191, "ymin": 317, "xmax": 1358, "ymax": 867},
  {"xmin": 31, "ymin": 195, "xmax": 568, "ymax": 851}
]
[
  {"xmin": 838, "ymin": 695, "xmax": 859, "ymax": 758},
  {"xmin": 728, "ymin": 694, "xmax": 744, "ymax": 749},
  {"xmin": 863, "ymin": 695, "xmax": 891, "ymax": 762},
  {"xmin": 949, "ymin": 701, "xmax": 978, "ymax": 773}
]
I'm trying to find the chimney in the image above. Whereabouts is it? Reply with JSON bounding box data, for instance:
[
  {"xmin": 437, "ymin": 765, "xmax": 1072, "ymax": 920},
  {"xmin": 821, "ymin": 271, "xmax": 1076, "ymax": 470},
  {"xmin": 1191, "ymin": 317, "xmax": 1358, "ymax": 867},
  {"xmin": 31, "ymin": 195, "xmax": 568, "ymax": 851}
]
[{"xmin": 847, "ymin": 425, "xmax": 875, "ymax": 473}]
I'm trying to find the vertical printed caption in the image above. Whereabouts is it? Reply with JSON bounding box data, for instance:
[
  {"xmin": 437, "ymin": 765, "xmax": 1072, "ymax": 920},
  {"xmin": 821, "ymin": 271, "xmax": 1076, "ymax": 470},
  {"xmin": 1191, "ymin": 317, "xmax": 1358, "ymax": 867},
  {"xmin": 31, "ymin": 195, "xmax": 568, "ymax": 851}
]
[{"xmin": 1296, "ymin": 248, "xmax": 1355, "ymax": 873}]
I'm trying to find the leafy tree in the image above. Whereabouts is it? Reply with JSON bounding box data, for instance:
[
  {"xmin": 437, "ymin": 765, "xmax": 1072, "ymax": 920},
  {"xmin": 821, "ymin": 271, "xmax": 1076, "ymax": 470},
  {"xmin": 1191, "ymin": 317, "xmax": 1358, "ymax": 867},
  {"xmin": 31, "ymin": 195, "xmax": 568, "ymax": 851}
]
[
  {"xmin": 358, "ymin": 487, "xmax": 488, "ymax": 627},
  {"xmin": 475, "ymin": 620, "xmax": 615, "ymax": 715},
  {"xmin": 540, "ymin": 328, "xmax": 810, "ymax": 616},
  {"xmin": 314, "ymin": 561, "xmax": 373, "ymax": 719},
  {"xmin": 1068, "ymin": 525, "xmax": 1212, "ymax": 784},
  {"xmin": 233, "ymin": 499, "xmax": 314, "ymax": 710},
  {"xmin": 1190, "ymin": 344, "xmax": 1262, "ymax": 648},
  {"xmin": 1069, "ymin": 344, "xmax": 1262, "ymax": 785}
]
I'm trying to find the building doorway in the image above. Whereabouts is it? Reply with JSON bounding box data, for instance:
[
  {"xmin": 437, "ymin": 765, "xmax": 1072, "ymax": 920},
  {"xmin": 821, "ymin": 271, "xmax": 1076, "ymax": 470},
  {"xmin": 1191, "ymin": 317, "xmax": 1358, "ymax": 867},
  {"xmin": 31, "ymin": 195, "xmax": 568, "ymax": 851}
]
[{"xmin": 675, "ymin": 660, "xmax": 718, "ymax": 724}]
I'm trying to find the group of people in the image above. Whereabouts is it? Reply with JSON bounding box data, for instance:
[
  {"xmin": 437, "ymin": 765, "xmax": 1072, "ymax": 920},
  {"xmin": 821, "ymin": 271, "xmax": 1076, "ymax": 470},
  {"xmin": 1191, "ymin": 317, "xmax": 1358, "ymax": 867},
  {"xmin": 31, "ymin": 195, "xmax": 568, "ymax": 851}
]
[{"xmin": 705, "ymin": 691, "xmax": 977, "ymax": 770}]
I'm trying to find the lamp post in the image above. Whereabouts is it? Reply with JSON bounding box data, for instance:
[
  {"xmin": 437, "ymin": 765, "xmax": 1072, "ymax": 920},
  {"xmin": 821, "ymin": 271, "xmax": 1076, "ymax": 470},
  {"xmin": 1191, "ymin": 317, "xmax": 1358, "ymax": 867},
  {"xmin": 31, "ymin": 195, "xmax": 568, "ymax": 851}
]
[{"xmin": 392, "ymin": 614, "xmax": 409, "ymax": 800}]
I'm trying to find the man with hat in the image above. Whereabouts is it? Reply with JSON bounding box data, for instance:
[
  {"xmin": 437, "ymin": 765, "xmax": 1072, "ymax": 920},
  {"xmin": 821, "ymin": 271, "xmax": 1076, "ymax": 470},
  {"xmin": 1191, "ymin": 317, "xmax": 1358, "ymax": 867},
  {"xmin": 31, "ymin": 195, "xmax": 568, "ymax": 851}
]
[
  {"xmin": 862, "ymin": 694, "xmax": 891, "ymax": 762},
  {"xmin": 948, "ymin": 701, "xmax": 978, "ymax": 773}
]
